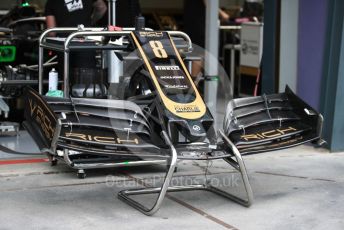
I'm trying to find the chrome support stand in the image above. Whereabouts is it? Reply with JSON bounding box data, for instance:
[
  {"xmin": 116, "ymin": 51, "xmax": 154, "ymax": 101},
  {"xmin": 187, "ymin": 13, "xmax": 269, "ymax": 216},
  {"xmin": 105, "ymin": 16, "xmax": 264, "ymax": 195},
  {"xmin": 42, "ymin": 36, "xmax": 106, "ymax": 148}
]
[
  {"xmin": 118, "ymin": 130, "xmax": 253, "ymax": 216},
  {"xmin": 118, "ymin": 131, "xmax": 177, "ymax": 215},
  {"xmin": 38, "ymin": 45, "xmax": 44, "ymax": 94},
  {"xmin": 219, "ymin": 130, "xmax": 254, "ymax": 207},
  {"xmin": 316, "ymin": 114, "xmax": 326, "ymax": 146}
]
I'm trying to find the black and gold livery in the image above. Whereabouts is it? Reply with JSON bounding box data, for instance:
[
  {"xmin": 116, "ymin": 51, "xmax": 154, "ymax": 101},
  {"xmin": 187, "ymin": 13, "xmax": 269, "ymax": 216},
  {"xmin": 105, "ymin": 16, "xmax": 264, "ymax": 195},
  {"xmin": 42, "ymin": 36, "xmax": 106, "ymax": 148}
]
[
  {"xmin": 24, "ymin": 88, "xmax": 57, "ymax": 150},
  {"xmin": 23, "ymin": 30, "xmax": 323, "ymax": 172},
  {"xmin": 15, "ymin": 28, "xmax": 325, "ymax": 214},
  {"xmin": 223, "ymin": 86, "xmax": 323, "ymax": 154},
  {"xmin": 129, "ymin": 31, "xmax": 214, "ymax": 142}
]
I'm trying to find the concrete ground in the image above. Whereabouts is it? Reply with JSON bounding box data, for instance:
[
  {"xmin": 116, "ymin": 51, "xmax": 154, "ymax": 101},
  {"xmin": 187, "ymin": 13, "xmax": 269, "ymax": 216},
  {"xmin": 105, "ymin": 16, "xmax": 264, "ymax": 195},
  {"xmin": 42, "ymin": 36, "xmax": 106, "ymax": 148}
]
[{"xmin": 0, "ymin": 132, "xmax": 344, "ymax": 230}]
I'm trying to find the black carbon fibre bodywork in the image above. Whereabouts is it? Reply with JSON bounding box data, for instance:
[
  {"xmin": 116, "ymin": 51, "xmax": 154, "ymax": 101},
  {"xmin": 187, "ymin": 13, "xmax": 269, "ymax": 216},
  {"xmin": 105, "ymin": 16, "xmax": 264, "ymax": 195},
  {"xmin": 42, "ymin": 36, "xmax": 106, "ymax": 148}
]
[
  {"xmin": 18, "ymin": 28, "xmax": 325, "ymax": 214},
  {"xmin": 223, "ymin": 86, "xmax": 323, "ymax": 155},
  {"xmin": 23, "ymin": 31, "xmax": 323, "ymax": 168}
]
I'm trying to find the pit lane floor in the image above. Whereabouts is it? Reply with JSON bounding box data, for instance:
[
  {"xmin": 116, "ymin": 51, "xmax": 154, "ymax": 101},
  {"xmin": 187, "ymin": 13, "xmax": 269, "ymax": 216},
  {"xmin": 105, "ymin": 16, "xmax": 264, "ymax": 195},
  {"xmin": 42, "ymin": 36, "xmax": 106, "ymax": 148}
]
[{"xmin": 0, "ymin": 131, "xmax": 344, "ymax": 230}]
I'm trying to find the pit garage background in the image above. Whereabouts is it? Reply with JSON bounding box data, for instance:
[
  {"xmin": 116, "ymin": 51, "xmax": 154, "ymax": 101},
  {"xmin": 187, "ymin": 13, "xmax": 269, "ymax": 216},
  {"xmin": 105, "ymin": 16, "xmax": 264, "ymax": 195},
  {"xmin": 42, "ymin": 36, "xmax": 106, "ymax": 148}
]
[{"xmin": 0, "ymin": 0, "xmax": 343, "ymax": 151}]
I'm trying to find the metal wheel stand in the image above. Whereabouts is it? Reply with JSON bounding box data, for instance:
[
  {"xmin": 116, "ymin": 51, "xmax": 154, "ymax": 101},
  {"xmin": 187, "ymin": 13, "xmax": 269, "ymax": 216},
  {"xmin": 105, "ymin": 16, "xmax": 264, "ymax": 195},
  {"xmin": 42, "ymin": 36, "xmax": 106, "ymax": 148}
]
[{"xmin": 118, "ymin": 130, "xmax": 253, "ymax": 216}]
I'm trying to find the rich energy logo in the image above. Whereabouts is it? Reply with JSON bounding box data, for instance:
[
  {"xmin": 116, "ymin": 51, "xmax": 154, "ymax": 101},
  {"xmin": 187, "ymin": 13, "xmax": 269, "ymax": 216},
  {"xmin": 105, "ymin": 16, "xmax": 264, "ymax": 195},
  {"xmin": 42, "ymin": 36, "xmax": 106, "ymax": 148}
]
[
  {"xmin": 29, "ymin": 99, "xmax": 55, "ymax": 141},
  {"xmin": 241, "ymin": 127, "xmax": 297, "ymax": 141},
  {"xmin": 65, "ymin": 133, "xmax": 139, "ymax": 145}
]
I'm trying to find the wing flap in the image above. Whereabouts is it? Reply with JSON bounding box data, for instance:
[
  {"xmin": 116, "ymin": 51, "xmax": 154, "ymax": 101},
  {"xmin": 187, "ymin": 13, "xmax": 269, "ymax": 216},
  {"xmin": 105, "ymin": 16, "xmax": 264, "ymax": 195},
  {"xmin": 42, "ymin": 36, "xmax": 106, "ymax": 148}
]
[{"xmin": 223, "ymin": 86, "xmax": 323, "ymax": 154}]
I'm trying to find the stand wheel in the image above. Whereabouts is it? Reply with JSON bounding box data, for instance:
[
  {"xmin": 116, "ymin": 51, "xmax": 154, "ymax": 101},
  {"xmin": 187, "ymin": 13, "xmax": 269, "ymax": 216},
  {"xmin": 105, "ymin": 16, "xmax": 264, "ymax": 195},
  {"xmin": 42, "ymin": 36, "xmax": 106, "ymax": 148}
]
[
  {"xmin": 47, "ymin": 154, "xmax": 58, "ymax": 166},
  {"xmin": 77, "ymin": 170, "xmax": 86, "ymax": 179},
  {"xmin": 51, "ymin": 159, "xmax": 58, "ymax": 166}
]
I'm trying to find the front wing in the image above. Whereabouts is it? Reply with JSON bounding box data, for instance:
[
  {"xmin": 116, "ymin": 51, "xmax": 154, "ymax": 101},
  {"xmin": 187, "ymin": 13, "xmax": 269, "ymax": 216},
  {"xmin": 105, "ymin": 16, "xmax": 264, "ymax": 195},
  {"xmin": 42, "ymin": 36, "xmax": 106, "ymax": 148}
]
[{"xmin": 223, "ymin": 86, "xmax": 323, "ymax": 155}]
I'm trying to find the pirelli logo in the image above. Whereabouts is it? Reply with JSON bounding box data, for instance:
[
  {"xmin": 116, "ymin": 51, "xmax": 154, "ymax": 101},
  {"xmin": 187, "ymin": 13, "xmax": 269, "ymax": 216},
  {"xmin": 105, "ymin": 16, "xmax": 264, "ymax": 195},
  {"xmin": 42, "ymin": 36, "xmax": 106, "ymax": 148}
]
[
  {"xmin": 241, "ymin": 126, "xmax": 297, "ymax": 141},
  {"xmin": 139, "ymin": 31, "xmax": 163, "ymax": 37},
  {"xmin": 174, "ymin": 105, "xmax": 200, "ymax": 113},
  {"xmin": 155, "ymin": 65, "xmax": 180, "ymax": 71}
]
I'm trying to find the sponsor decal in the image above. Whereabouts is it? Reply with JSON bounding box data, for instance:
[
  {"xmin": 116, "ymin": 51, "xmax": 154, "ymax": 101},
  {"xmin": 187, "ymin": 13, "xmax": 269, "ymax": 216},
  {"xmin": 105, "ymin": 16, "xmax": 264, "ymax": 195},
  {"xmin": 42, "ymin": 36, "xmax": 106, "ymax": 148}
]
[
  {"xmin": 160, "ymin": 75, "xmax": 184, "ymax": 80},
  {"xmin": 65, "ymin": 133, "xmax": 139, "ymax": 145},
  {"xmin": 164, "ymin": 84, "xmax": 188, "ymax": 89},
  {"xmin": 174, "ymin": 105, "xmax": 201, "ymax": 113},
  {"xmin": 29, "ymin": 99, "xmax": 55, "ymax": 141},
  {"xmin": 192, "ymin": 125, "xmax": 201, "ymax": 131},
  {"xmin": 241, "ymin": 126, "xmax": 297, "ymax": 141},
  {"xmin": 139, "ymin": 31, "xmax": 164, "ymax": 37},
  {"xmin": 155, "ymin": 65, "xmax": 180, "ymax": 71}
]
